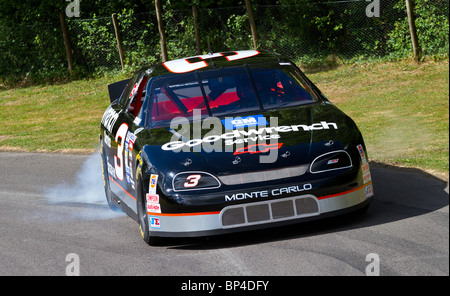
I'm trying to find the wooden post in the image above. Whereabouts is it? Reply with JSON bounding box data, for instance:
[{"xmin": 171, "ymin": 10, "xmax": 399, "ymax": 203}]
[
  {"xmin": 405, "ymin": 0, "xmax": 421, "ymax": 62},
  {"xmin": 59, "ymin": 12, "xmax": 73, "ymax": 76},
  {"xmin": 112, "ymin": 13, "xmax": 125, "ymax": 70},
  {"xmin": 155, "ymin": 0, "xmax": 168, "ymax": 62},
  {"xmin": 192, "ymin": 5, "xmax": 201, "ymax": 55},
  {"xmin": 244, "ymin": 0, "xmax": 258, "ymax": 50}
]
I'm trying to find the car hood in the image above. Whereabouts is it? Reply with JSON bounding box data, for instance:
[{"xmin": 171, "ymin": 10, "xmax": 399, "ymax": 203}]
[{"xmin": 141, "ymin": 102, "xmax": 361, "ymax": 177}]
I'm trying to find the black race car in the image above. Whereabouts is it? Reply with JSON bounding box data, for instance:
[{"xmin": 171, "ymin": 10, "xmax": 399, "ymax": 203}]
[{"xmin": 100, "ymin": 50, "xmax": 373, "ymax": 245}]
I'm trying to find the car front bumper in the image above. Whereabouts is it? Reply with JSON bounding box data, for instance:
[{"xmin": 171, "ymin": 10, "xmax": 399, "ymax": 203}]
[{"xmin": 147, "ymin": 180, "xmax": 373, "ymax": 238}]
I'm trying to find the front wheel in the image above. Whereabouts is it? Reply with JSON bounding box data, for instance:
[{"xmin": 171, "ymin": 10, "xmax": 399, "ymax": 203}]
[{"xmin": 136, "ymin": 169, "xmax": 159, "ymax": 246}]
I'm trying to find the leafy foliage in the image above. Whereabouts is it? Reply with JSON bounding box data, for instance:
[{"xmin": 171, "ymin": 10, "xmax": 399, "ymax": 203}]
[
  {"xmin": 0, "ymin": 0, "xmax": 448, "ymax": 85},
  {"xmin": 387, "ymin": 0, "xmax": 449, "ymax": 59}
]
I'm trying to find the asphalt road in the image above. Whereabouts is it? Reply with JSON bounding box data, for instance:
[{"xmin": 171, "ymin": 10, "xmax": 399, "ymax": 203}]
[{"xmin": 0, "ymin": 151, "xmax": 448, "ymax": 276}]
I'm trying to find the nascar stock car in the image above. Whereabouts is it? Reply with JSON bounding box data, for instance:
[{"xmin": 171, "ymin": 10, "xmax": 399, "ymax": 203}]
[{"xmin": 100, "ymin": 50, "xmax": 373, "ymax": 245}]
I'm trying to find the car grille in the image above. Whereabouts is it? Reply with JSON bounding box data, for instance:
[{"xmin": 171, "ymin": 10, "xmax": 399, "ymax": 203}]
[{"xmin": 220, "ymin": 195, "xmax": 319, "ymax": 228}]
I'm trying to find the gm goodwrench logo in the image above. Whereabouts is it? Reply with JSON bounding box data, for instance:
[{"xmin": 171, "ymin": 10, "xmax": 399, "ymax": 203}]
[{"xmin": 162, "ymin": 121, "xmax": 338, "ymax": 151}]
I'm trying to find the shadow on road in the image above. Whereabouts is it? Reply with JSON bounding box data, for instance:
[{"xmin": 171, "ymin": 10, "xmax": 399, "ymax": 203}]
[{"xmin": 161, "ymin": 162, "xmax": 449, "ymax": 249}]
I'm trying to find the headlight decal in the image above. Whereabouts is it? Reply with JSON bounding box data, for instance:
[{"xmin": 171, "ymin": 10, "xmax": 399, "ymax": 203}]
[
  {"xmin": 173, "ymin": 171, "xmax": 221, "ymax": 192},
  {"xmin": 310, "ymin": 150, "xmax": 352, "ymax": 174}
]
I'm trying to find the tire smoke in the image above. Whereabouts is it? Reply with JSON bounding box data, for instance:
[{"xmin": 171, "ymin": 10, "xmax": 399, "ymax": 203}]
[{"xmin": 44, "ymin": 152, "xmax": 124, "ymax": 220}]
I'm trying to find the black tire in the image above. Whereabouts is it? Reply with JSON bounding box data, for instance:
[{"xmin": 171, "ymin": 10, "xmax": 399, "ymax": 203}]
[
  {"xmin": 136, "ymin": 169, "xmax": 159, "ymax": 246},
  {"xmin": 100, "ymin": 145, "xmax": 120, "ymax": 212},
  {"xmin": 355, "ymin": 202, "xmax": 371, "ymax": 215}
]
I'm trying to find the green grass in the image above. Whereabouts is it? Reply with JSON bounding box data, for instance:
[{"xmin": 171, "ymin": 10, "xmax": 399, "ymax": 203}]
[
  {"xmin": 308, "ymin": 60, "xmax": 449, "ymax": 179},
  {"xmin": 0, "ymin": 60, "xmax": 448, "ymax": 179},
  {"xmin": 0, "ymin": 75, "xmax": 119, "ymax": 152}
]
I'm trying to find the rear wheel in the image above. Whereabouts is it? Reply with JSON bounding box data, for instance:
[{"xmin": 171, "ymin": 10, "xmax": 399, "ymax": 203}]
[{"xmin": 100, "ymin": 143, "xmax": 120, "ymax": 212}]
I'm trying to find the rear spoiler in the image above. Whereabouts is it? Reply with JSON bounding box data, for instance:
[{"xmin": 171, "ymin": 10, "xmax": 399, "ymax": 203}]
[{"xmin": 107, "ymin": 79, "xmax": 130, "ymax": 103}]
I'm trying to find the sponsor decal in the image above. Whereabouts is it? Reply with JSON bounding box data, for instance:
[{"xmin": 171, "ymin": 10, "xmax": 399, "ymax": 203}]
[
  {"xmin": 357, "ymin": 144, "xmax": 367, "ymax": 164},
  {"xmin": 225, "ymin": 134, "xmax": 280, "ymax": 146},
  {"xmin": 357, "ymin": 144, "xmax": 372, "ymax": 184},
  {"xmin": 234, "ymin": 143, "xmax": 283, "ymax": 155},
  {"xmin": 128, "ymin": 140, "xmax": 134, "ymax": 153},
  {"xmin": 126, "ymin": 131, "xmax": 136, "ymax": 143},
  {"xmin": 149, "ymin": 174, "xmax": 158, "ymax": 194},
  {"xmin": 362, "ymin": 163, "xmax": 370, "ymax": 174},
  {"xmin": 146, "ymin": 193, "xmax": 159, "ymax": 203},
  {"xmin": 363, "ymin": 171, "xmax": 372, "ymax": 184},
  {"xmin": 225, "ymin": 184, "xmax": 312, "ymax": 202},
  {"xmin": 162, "ymin": 121, "xmax": 338, "ymax": 151},
  {"xmin": 124, "ymin": 131, "xmax": 135, "ymax": 188},
  {"xmin": 107, "ymin": 162, "xmax": 116, "ymax": 179},
  {"xmin": 146, "ymin": 193, "xmax": 161, "ymax": 213},
  {"xmin": 365, "ymin": 184, "xmax": 373, "ymax": 198},
  {"xmin": 327, "ymin": 158, "xmax": 339, "ymax": 165},
  {"xmin": 101, "ymin": 106, "xmax": 119, "ymax": 133},
  {"xmin": 221, "ymin": 114, "xmax": 267, "ymax": 130},
  {"xmin": 149, "ymin": 217, "xmax": 161, "ymax": 229},
  {"xmin": 147, "ymin": 203, "xmax": 161, "ymax": 213}
]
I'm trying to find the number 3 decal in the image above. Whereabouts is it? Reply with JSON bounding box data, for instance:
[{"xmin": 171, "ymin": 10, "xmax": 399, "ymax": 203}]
[
  {"xmin": 163, "ymin": 50, "xmax": 260, "ymax": 74},
  {"xmin": 184, "ymin": 174, "xmax": 202, "ymax": 188},
  {"xmin": 115, "ymin": 123, "xmax": 129, "ymax": 181}
]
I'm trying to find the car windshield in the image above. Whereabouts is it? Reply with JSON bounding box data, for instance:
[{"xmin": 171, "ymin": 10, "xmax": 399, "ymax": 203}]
[{"xmin": 148, "ymin": 63, "xmax": 316, "ymax": 127}]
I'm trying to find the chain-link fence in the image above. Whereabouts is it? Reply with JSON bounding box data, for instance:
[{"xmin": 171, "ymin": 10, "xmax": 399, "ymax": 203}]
[
  {"xmin": 255, "ymin": 0, "xmax": 449, "ymax": 61},
  {"xmin": 0, "ymin": 0, "xmax": 448, "ymax": 82},
  {"xmin": 256, "ymin": 1, "xmax": 397, "ymax": 59},
  {"xmin": 0, "ymin": 21, "xmax": 67, "ymax": 80}
]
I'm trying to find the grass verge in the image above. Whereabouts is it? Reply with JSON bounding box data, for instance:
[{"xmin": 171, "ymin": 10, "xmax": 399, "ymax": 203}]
[
  {"xmin": 0, "ymin": 60, "xmax": 448, "ymax": 180},
  {"xmin": 308, "ymin": 59, "xmax": 449, "ymax": 180}
]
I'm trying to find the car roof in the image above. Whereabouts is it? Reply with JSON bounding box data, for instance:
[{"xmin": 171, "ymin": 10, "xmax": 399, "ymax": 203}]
[{"xmin": 144, "ymin": 50, "xmax": 287, "ymax": 78}]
